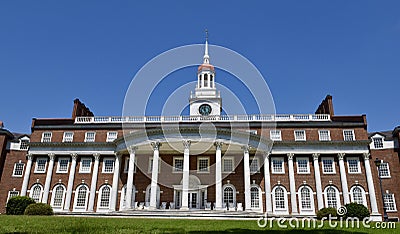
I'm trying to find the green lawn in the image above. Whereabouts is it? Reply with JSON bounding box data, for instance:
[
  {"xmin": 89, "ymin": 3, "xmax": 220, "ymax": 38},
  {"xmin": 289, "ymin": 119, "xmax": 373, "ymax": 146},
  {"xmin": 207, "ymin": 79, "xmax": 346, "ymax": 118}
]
[{"xmin": 0, "ymin": 216, "xmax": 398, "ymax": 233}]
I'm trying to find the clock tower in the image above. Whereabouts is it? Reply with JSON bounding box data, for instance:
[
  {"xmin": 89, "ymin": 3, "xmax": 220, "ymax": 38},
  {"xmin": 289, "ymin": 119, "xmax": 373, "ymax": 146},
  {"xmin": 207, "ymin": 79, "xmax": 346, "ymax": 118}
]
[{"xmin": 189, "ymin": 33, "xmax": 222, "ymax": 116}]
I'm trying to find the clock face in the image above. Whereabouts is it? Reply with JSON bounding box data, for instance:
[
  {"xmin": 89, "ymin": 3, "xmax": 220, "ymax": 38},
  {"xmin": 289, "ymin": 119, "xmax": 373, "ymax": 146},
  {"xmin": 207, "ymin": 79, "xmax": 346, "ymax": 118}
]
[{"xmin": 199, "ymin": 104, "xmax": 212, "ymax": 116}]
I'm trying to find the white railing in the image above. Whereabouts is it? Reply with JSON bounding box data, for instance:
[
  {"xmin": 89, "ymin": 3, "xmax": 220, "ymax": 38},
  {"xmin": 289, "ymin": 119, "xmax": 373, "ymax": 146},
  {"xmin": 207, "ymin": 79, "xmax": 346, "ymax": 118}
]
[{"xmin": 74, "ymin": 114, "xmax": 330, "ymax": 124}]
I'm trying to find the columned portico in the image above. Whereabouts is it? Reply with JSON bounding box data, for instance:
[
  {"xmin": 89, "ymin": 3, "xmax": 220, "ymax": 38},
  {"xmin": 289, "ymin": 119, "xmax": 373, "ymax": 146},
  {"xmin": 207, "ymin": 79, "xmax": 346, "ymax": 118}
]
[
  {"xmin": 338, "ymin": 153, "xmax": 350, "ymax": 204},
  {"xmin": 242, "ymin": 145, "xmax": 251, "ymax": 210},
  {"xmin": 313, "ymin": 153, "xmax": 324, "ymax": 210},
  {"xmin": 110, "ymin": 153, "xmax": 121, "ymax": 211},
  {"xmin": 181, "ymin": 140, "xmax": 191, "ymax": 210},
  {"xmin": 150, "ymin": 141, "xmax": 161, "ymax": 209},
  {"xmin": 214, "ymin": 141, "xmax": 223, "ymax": 210},
  {"xmin": 21, "ymin": 154, "xmax": 33, "ymax": 196},
  {"xmin": 287, "ymin": 153, "xmax": 298, "ymax": 214},
  {"xmin": 263, "ymin": 152, "xmax": 272, "ymax": 214},
  {"xmin": 363, "ymin": 153, "xmax": 381, "ymax": 221},
  {"xmin": 88, "ymin": 153, "xmax": 100, "ymax": 211},
  {"xmin": 125, "ymin": 146, "xmax": 137, "ymax": 210},
  {"xmin": 64, "ymin": 153, "xmax": 77, "ymax": 211},
  {"xmin": 42, "ymin": 153, "xmax": 55, "ymax": 203}
]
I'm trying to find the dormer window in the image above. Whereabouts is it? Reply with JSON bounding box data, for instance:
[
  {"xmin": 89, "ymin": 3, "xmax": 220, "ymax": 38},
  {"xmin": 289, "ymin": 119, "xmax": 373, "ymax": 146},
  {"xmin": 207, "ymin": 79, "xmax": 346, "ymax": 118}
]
[
  {"xmin": 373, "ymin": 138, "xmax": 383, "ymax": 149},
  {"xmin": 20, "ymin": 139, "xmax": 29, "ymax": 150}
]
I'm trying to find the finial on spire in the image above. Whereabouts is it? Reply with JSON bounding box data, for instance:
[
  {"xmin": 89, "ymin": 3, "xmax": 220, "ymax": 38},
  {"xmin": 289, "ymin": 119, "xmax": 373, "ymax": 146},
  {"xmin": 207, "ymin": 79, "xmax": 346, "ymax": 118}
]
[
  {"xmin": 203, "ymin": 29, "xmax": 209, "ymax": 64},
  {"xmin": 205, "ymin": 29, "xmax": 208, "ymax": 41}
]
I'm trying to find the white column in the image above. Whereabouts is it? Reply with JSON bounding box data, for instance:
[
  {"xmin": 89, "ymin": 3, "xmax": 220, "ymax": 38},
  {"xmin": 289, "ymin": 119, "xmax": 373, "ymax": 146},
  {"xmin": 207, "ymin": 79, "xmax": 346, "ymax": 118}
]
[
  {"xmin": 338, "ymin": 153, "xmax": 350, "ymax": 204},
  {"xmin": 287, "ymin": 153, "xmax": 298, "ymax": 214},
  {"xmin": 42, "ymin": 153, "xmax": 55, "ymax": 203},
  {"xmin": 263, "ymin": 152, "xmax": 272, "ymax": 214},
  {"xmin": 363, "ymin": 153, "xmax": 380, "ymax": 218},
  {"xmin": 150, "ymin": 142, "xmax": 161, "ymax": 209},
  {"xmin": 181, "ymin": 140, "xmax": 191, "ymax": 210},
  {"xmin": 88, "ymin": 153, "xmax": 100, "ymax": 212},
  {"xmin": 110, "ymin": 153, "xmax": 121, "ymax": 211},
  {"xmin": 242, "ymin": 145, "xmax": 251, "ymax": 210},
  {"xmin": 313, "ymin": 153, "xmax": 324, "ymax": 210},
  {"xmin": 201, "ymin": 74, "xmax": 204, "ymax": 88},
  {"xmin": 21, "ymin": 154, "xmax": 33, "ymax": 196},
  {"xmin": 64, "ymin": 153, "xmax": 77, "ymax": 211},
  {"xmin": 215, "ymin": 141, "xmax": 223, "ymax": 210},
  {"xmin": 125, "ymin": 146, "xmax": 137, "ymax": 210}
]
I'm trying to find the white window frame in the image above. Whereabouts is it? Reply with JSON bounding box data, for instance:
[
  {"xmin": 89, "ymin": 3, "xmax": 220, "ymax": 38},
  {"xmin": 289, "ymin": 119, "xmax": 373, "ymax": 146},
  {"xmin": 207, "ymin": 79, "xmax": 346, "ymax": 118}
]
[
  {"xmin": 272, "ymin": 185, "xmax": 289, "ymax": 215},
  {"xmin": 34, "ymin": 157, "xmax": 47, "ymax": 173},
  {"xmin": 379, "ymin": 162, "xmax": 391, "ymax": 178},
  {"xmin": 97, "ymin": 184, "xmax": 112, "ymax": 211},
  {"xmin": 73, "ymin": 184, "xmax": 89, "ymax": 211},
  {"xmin": 148, "ymin": 157, "xmax": 160, "ymax": 173},
  {"xmin": 173, "ymin": 157, "xmax": 184, "ymax": 173},
  {"xmin": 324, "ymin": 186, "xmax": 341, "ymax": 209},
  {"xmin": 106, "ymin": 131, "xmax": 118, "ymax": 142},
  {"xmin": 294, "ymin": 130, "xmax": 306, "ymax": 141},
  {"xmin": 123, "ymin": 157, "xmax": 137, "ymax": 173},
  {"xmin": 250, "ymin": 157, "xmax": 260, "ymax": 174},
  {"xmin": 222, "ymin": 157, "xmax": 235, "ymax": 173},
  {"xmin": 197, "ymin": 157, "xmax": 210, "ymax": 173},
  {"xmin": 79, "ymin": 157, "xmax": 92, "ymax": 173},
  {"xmin": 7, "ymin": 190, "xmax": 20, "ymax": 203},
  {"xmin": 29, "ymin": 184, "xmax": 43, "ymax": 203},
  {"xmin": 250, "ymin": 185, "xmax": 263, "ymax": 210},
  {"xmin": 12, "ymin": 161, "xmax": 25, "ymax": 177},
  {"xmin": 222, "ymin": 184, "xmax": 237, "ymax": 207},
  {"xmin": 349, "ymin": 185, "xmax": 367, "ymax": 207},
  {"xmin": 270, "ymin": 130, "xmax": 282, "ymax": 141},
  {"xmin": 271, "ymin": 157, "xmax": 285, "ymax": 174},
  {"xmin": 322, "ymin": 157, "xmax": 336, "ymax": 174},
  {"xmin": 62, "ymin": 132, "xmax": 74, "ymax": 142},
  {"xmin": 56, "ymin": 157, "xmax": 70, "ymax": 173},
  {"xmin": 384, "ymin": 192, "xmax": 397, "ymax": 212},
  {"xmin": 19, "ymin": 138, "xmax": 29, "ymax": 150},
  {"xmin": 50, "ymin": 184, "xmax": 66, "ymax": 211},
  {"xmin": 343, "ymin": 129, "xmax": 355, "ymax": 141},
  {"xmin": 347, "ymin": 156, "xmax": 361, "ymax": 174},
  {"xmin": 372, "ymin": 137, "xmax": 384, "ymax": 149},
  {"xmin": 296, "ymin": 157, "xmax": 310, "ymax": 174},
  {"xmin": 298, "ymin": 185, "xmax": 315, "ymax": 215},
  {"xmin": 318, "ymin": 130, "xmax": 331, "ymax": 141},
  {"xmin": 41, "ymin": 132, "xmax": 52, "ymax": 142},
  {"xmin": 102, "ymin": 157, "xmax": 115, "ymax": 174},
  {"xmin": 84, "ymin": 132, "xmax": 96, "ymax": 142}
]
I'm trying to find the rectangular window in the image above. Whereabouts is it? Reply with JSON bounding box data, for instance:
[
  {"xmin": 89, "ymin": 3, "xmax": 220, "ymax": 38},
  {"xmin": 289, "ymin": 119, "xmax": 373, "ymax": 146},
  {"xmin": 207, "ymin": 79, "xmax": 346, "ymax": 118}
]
[
  {"xmin": 173, "ymin": 157, "xmax": 184, "ymax": 172},
  {"xmin": 34, "ymin": 157, "xmax": 47, "ymax": 173},
  {"xmin": 296, "ymin": 157, "xmax": 310, "ymax": 174},
  {"xmin": 56, "ymin": 157, "xmax": 70, "ymax": 173},
  {"xmin": 148, "ymin": 158, "xmax": 161, "ymax": 173},
  {"xmin": 223, "ymin": 157, "xmax": 234, "ymax": 173},
  {"xmin": 379, "ymin": 162, "xmax": 391, "ymax": 178},
  {"xmin": 7, "ymin": 190, "xmax": 20, "ymax": 202},
  {"xmin": 322, "ymin": 157, "xmax": 335, "ymax": 174},
  {"xmin": 106, "ymin": 132, "xmax": 118, "ymax": 142},
  {"xmin": 271, "ymin": 157, "xmax": 284, "ymax": 174},
  {"xmin": 294, "ymin": 130, "xmax": 306, "ymax": 141},
  {"xmin": 347, "ymin": 157, "xmax": 361, "ymax": 173},
  {"xmin": 84, "ymin": 132, "xmax": 96, "ymax": 142},
  {"xmin": 319, "ymin": 130, "xmax": 331, "ymax": 141},
  {"xmin": 250, "ymin": 157, "xmax": 259, "ymax": 173},
  {"xmin": 270, "ymin": 130, "xmax": 282, "ymax": 141},
  {"xmin": 373, "ymin": 138, "xmax": 384, "ymax": 149},
  {"xmin": 62, "ymin": 132, "xmax": 74, "ymax": 142},
  {"xmin": 384, "ymin": 193, "xmax": 397, "ymax": 212},
  {"xmin": 41, "ymin": 132, "xmax": 52, "ymax": 142},
  {"xmin": 198, "ymin": 157, "xmax": 209, "ymax": 172},
  {"xmin": 123, "ymin": 157, "xmax": 136, "ymax": 173},
  {"xmin": 343, "ymin": 130, "xmax": 355, "ymax": 141},
  {"xmin": 79, "ymin": 158, "xmax": 92, "ymax": 173},
  {"xmin": 20, "ymin": 139, "xmax": 29, "ymax": 150},
  {"xmin": 102, "ymin": 158, "xmax": 115, "ymax": 173},
  {"xmin": 12, "ymin": 162, "xmax": 24, "ymax": 177}
]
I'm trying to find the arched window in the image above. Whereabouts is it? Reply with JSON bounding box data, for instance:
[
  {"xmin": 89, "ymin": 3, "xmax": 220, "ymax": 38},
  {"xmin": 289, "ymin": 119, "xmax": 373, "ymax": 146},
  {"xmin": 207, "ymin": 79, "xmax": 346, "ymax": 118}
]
[
  {"xmin": 298, "ymin": 186, "xmax": 315, "ymax": 214},
  {"xmin": 324, "ymin": 186, "xmax": 341, "ymax": 209},
  {"xmin": 272, "ymin": 185, "xmax": 288, "ymax": 215},
  {"xmin": 98, "ymin": 185, "xmax": 111, "ymax": 209},
  {"xmin": 350, "ymin": 186, "xmax": 367, "ymax": 207},
  {"xmin": 250, "ymin": 186, "xmax": 260, "ymax": 209},
  {"xmin": 145, "ymin": 185, "xmax": 160, "ymax": 208},
  {"xmin": 222, "ymin": 185, "xmax": 236, "ymax": 207},
  {"xmin": 204, "ymin": 74, "xmax": 208, "ymax": 87},
  {"xmin": 30, "ymin": 184, "xmax": 43, "ymax": 203},
  {"xmin": 120, "ymin": 185, "xmax": 136, "ymax": 210},
  {"xmin": 74, "ymin": 184, "xmax": 89, "ymax": 211},
  {"xmin": 51, "ymin": 184, "xmax": 66, "ymax": 210}
]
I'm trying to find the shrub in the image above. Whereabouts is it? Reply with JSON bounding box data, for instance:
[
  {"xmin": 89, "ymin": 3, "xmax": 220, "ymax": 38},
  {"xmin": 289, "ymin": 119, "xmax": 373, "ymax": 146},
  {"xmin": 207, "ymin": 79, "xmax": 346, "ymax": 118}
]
[
  {"xmin": 316, "ymin": 207, "xmax": 337, "ymax": 220},
  {"xmin": 24, "ymin": 203, "xmax": 54, "ymax": 216},
  {"xmin": 6, "ymin": 196, "xmax": 36, "ymax": 215},
  {"xmin": 344, "ymin": 202, "xmax": 370, "ymax": 220}
]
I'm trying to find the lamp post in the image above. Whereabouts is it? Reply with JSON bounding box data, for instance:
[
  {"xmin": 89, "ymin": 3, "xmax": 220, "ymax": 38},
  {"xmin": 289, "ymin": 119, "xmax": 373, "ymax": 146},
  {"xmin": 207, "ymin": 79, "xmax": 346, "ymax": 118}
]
[{"xmin": 374, "ymin": 158, "xmax": 388, "ymax": 222}]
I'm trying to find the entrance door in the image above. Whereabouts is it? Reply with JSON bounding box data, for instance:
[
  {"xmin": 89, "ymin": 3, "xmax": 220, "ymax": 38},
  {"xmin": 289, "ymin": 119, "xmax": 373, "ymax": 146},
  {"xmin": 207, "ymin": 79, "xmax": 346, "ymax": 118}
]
[{"xmin": 188, "ymin": 192, "xmax": 198, "ymax": 209}]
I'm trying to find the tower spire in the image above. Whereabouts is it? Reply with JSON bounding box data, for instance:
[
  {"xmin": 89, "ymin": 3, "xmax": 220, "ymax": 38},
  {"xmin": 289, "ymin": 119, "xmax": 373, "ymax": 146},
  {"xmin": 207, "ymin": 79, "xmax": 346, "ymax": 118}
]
[{"xmin": 203, "ymin": 29, "xmax": 210, "ymax": 64}]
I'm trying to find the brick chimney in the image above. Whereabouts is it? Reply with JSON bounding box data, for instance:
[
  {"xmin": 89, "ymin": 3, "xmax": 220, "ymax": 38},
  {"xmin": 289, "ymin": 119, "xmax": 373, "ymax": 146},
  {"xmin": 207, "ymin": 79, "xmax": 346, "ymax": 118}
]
[
  {"xmin": 315, "ymin": 95, "xmax": 334, "ymax": 117},
  {"xmin": 72, "ymin": 99, "xmax": 94, "ymax": 119}
]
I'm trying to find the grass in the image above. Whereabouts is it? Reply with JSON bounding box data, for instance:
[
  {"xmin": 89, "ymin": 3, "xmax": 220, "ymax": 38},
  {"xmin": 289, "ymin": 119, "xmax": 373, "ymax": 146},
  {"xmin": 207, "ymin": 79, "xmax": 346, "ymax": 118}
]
[{"xmin": 0, "ymin": 216, "xmax": 398, "ymax": 233}]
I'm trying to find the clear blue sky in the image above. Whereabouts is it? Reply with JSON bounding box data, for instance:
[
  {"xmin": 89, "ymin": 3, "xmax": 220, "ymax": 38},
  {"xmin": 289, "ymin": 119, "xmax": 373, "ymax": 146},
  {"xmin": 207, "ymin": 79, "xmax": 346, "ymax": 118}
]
[{"xmin": 1, "ymin": 1, "xmax": 399, "ymax": 133}]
